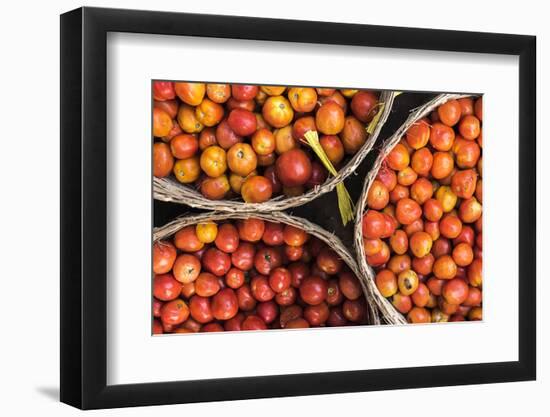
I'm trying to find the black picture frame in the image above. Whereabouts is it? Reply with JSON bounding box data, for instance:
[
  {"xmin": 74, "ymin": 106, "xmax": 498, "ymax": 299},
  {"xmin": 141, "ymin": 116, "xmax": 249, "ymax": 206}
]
[{"xmin": 60, "ymin": 6, "xmax": 536, "ymax": 410}]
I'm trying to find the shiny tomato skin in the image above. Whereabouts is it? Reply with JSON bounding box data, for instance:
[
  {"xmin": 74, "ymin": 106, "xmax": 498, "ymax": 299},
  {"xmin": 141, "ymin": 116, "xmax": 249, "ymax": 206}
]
[
  {"xmin": 211, "ymin": 288, "xmax": 239, "ymax": 320},
  {"xmin": 236, "ymin": 284, "xmax": 257, "ymax": 311},
  {"xmin": 268, "ymin": 267, "xmax": 292, "ymax": 293},
  {"xmin": 153, "ymin": 273, "xmax": 182, "ymax": 301},
  {"xmin": 202, "ymin": 247, "xmax": 232, "ymax": 276},
  {"xmin": 250, "ymin": 275, "xmax": 276, "ymax": 302},
  {"xmin": 160, "ymin": 299, "xmax": 190, "ymax": 325},
  {"xmin": 241, "ymin": 315, "xmax": 268, "ymax": 330},
  {"xmin": 254, "ymin": 247, "xmax": 283, "ymax": 275},
  {"xmin": 230, "ymin": 242, "xmax": 256, "ymax": 271},
  {"xmin": 299, "ymin": 276, "xmax": 328, "ymax": 306}
]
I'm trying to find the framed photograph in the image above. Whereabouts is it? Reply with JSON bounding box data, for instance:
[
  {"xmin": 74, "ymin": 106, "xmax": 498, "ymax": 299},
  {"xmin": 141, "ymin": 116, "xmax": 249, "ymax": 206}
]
[{"xmin": 60, "ymin": 6, "xmax": 536, "ymax": 410}]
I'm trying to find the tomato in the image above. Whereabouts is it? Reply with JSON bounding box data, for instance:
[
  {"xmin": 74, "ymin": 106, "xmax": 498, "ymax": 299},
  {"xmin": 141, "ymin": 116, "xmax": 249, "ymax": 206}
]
[
  {"xmin": 319, "ymin": 135, "xmax": 345, "ymax": 165},
  {"xmin": 200, "ymin": 145, "xmax": 227, "ymax": 177},
  {"xmin": 202, "ymin": 247, "xmax": 231, "ymax": 276},
  {"xmin": 316, "ymin": 101, "xmax": 345, "ymax": 135},
  {"xmin": 153, "ymin": 241, "xmax": 177, "ymax": 274},
  {"xmin": 342, "ymin": 298, "xmax": 368, "ymax": 323},
  {"xmin": 281, "ymin": 225, "xmax": 308, "ymax": 247},
  {"xmin": 275, "ymin": 149, "xmax": 312, "ymax": 188},
  {"xmin": 161, "ymin": 299, "xmax": 189, "ymax": 325},
  {"xmin": 392, "ymin": 293, "xmax": 412, "ymax": 314},
  {"xmin": 292, "ymin": 116, "xmax": 317, "ymax": 140},
  {"xmin": 304, "ymin": 302, "xmax": 330, "ymax": 326},
  {"xmin": 180, "ymin": 281, "xmax": 196, "ymax": 299},
  {"xmin": 316, "ymin": 248, "xmax": 343, "ymax": 275},
  {"xmin": 433, "ymin": 255, "xmax": 458, "ymax": 280},
  {"xmin": 437, "ymin": 99, "xmax": 462, "ymax": 127},
  {"xmin": 350, "ymin": 91, "xmax": 378, "ymax": 123},
  {"xmin": 431, "ymin": 152, "xmax": 454, "ymax": 179},
  {"xmin": 284, "ymin": 245, "xmax": 303, "ymax": 261},
  {"xmin": 194, "ymin": 98, "xmax": 224, "ymax": 127},
  {"xmin": 231, "ymin": 84, "xmax": 259, "ymax": 101},
  {"xmin": 224, "ymin": 267, "xmax": 245, "ymax": 289},
  {"xmin": 268, "ymin": 267, "xmax": 292, "ymax": 293},
  {"xmin": 367, "ymin": 180, "xmax": 390, "ymax": 210},
  {"xmin": 452, "ymin": 242, "xmax": 474, "ymax": 267},
  {"xmin": 153, "ymin": 108, "xmax": 173, "ymax": 138},
  {"xmin": 236, "ymin": 284, "xmax": 257, "ymax": 311},
  {"xmin": 411, "ymin": 283, "xmax": 430, "ymax": 308},
  {"xmin": 468, "ymin": 258, "xmax": 482, "ymax": 287},
  {"xmin": 153, "ymin": 319, "xmax": 163, "ymax": 334},
  {"xmin": 411, "ymin": 148, "xmax": 433, "ymax": 177},
  {"xmin": 201, "ymin": 174, "xmax": 230, "ymax": 200},
  {"xmin": 453, "ymin": 138, "xmax": 480, "ymax": 169},
  {"xmin": 261, "ymin": 86, "xmax": 287, "ymax": 96},
  {"xmin": 459, "ymin": 197, "xmax": 482, "ymax": 224},
  {"xmin": 288, "ymin": 87, "xmax": 317, "ymax": 112},
  {"xmin": 412, "ymin": 254, "xmax": 435, "ymax": 276},
  {"xmin": 177, "ymin": 104, "xmax": 204, "ymax": 134},
  {"xmin": 389, "ymin": 230, "xmax": 408, "ymax": 255},
  {"xmin": 300, "ymin": 276, "xmax": 328, "ymax": 306},
  {"xmin": 451, "ymin": 169, "xmax": 478, "ymax": 199},
  {"xmin": 274, "ymin": 125, "xmax": 298, "ymax": 154},
  {"xmin": 256, "ymin": 301, "xmax": 279, "ymax": 324},
  {"xmin": 376, "ymin": 163, "xmax": 398, "ymax": 191},
  {"xmin": 215, "ymin": 119, "xmax": 242, "ymax": 150},
  {"xmin": 153, "ymin": 81, "xmax": 175, "ymax": 101},
  {"xmin": 206, "ymin": 83, "xmax": 231, "ymax": 103},
  {"xmin": 227, "ymin": 108, "xmax": 257, "ymax": 137},
  {"xmin": 201, "ymin": 323, "xmax": 224, "ymax": 332},
  {"xmin": 153, "ymin": 273, "xmax": 182, "ymax": 301},
  {"xmin": 340, "ymin": 116, "xmax": 367, "ymax": 154},
  {"xmin": 154, "ymin": 99, "xmax": 178, "ymax": 119},
  {"xmin": 288, "ymin": 262, "xmax": 310, "ymax": 288},
  {"xmin": 188, "ymin": 295, "xmax": 214, "ymax": 323},
  {"xmin": 423, "ymin": 198, "xmax": 444, "ymax": 222},
  {"xmin": 173, "ymin": 156, "xmax": 200, "ymax": 184},
  {"xmin": 262, "ymin": 96, "xmax": 294, "ymax": 128},
  {"xmin": 174, "ymin": 82, "xmax": 205, "ymax": 105},
  {"xmin": 174, "ymin": 226, "xmax": 203, "ymax": 252},
  {"xmin": 224, "ymin": 312, "xmax": 245, "ymax": 332},
  {"xmin": 172, "ymin": 254, "xmax": 201, "ymax": 284},
  {"xmin": 237, "ymin": 218, "xmax": 265, "ymax": 242},
  {"xmin": 230, "ymin": 242, "xmax": 255, "ymax": 271},
  {"xmin": 254, "ymin": 247, "xmax": 283, "ymax": 275},
  {"xmin": 474, "ymin": 97, "xmax": 483, "ymax": 120},
  {"xmin": 242, "ymin": 315, "xmax": 268, "ymax": 330},
  {"xmin": 458, "ymin": 115, "xmax": 481, "ymax": 140},
  {"xmin": 407, "ymin": 307, "xmax": 431, "ymax": 324},
  {"xmin": 440, "ymin": 214, "xmax": 463, "ymax": 239},
  {"xmin": 395, "ymin": 198, "xmax": 422, "ymax": 225},
  {"xmin": 262, "ymin": 222, "xmax": 284, "ymax": 246},
  {"xmin": 366, "ymin": 241, "xmax": 390, "ymax": 267},
  {"xmin": 406, "ymin": 118, "xmax": 430, "ymax": 149},
  {"xmin": 153, "ymin": 142, "xmax": 174, "ymax": 178},
  {"xmin": 362, "ymin": 210, "xmax": 386, "ymax": 239},
  {"xmin": 338, "ymin": 271, "xmax": 362, "ymax": 300},
  {"xmin": 192, "ymin": 272, "xmax": 219, "ymax": 297},
  {"xmin": 214, "ymin": 223, "xmax": 240, "ymax": 253},
  {"xmin": 386, "ymin": 144, "xmax": 410, "ymax": 171},
  {"xmin": 410, "ymin": 178, "xmax": 433, "ymax": 205},
  {"xmin": 409, "ymin": 231, "xmax": 433, "ymax": 258},
  {"xmin": 241, "ymin": 176, "xmax": 273, "ymax": 203},
  {"xmin": 209, "ymin": 288, "xmax": 238, "ymax": 320},
  {"xmin": 251, "ymin": 128, "xmax": 276, "ymax": 156},
  {"xmin": 442, "ymin": 278, "xmax": 469, "ymax": 305},
  {"xmin": 199, "ymin": 128, "xmax": 218, "ymax": 150},
  {"xmin": 250, "ymin": 275, "xmax": 276, "ymax": 302},
  {"xmin": 153, "ymin": 298, "xmax": 163, "ymax": 318},
  {"xmin": 432, "ymin": 237, "xmax": 452, "ymax": 259},
  {"xmin": 275, "ymin": 286, "xmax": 297, "ymax": 306}
]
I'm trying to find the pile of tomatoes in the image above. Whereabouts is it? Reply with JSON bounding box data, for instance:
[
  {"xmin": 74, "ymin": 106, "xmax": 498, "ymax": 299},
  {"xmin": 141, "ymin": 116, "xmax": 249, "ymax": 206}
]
[
  {"xmin": 153, "ymin": 218, "xmax": 369, "ymax": 333},
  {"xmin": 362, "ymin": 97, "xmax": 483, "ymax": 324},
  {"xmin": 153, "ymin": 82, "xmax": 379, "ymax": 203}
]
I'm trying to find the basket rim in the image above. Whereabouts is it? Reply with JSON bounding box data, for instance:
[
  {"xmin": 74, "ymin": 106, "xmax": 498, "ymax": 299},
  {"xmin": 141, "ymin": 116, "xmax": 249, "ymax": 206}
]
[
  {"xmin": 353, "ymin": 93, "xmax": 476, "ymax": 325},
  {"xmin": 155, "ymin": 210, "xmax": 381, "ymax": 325},
  {"xmin": 154, "ymin": 90, "xmax": 396, "ymax": 212}
]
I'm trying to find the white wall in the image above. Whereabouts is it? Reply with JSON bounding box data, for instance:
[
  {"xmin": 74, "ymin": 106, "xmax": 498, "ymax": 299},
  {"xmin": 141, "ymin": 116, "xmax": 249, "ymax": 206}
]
[{"xmin": 0, "ymin": 0, "xmax": 545, "ymax": 415}]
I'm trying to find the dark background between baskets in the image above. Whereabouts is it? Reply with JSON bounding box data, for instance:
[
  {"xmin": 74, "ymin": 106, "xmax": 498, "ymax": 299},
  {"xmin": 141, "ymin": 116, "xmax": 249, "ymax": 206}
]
[{"xmin": 154, "ymin": 92, "xmax": 437, "ymax": 250}]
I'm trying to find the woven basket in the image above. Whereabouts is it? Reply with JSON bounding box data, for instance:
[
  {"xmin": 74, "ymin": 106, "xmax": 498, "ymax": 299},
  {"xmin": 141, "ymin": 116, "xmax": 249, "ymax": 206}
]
[
  {"xmin": 155, "ymin": 211, "xmax": 381, "ymax": 325},
  {"xmin": 154, "ymin": 91, "xmax": 396, "ymax": 212},
  {"xmin": 353, "ymin": 93, "xmax": 474, "ymax": 324}
]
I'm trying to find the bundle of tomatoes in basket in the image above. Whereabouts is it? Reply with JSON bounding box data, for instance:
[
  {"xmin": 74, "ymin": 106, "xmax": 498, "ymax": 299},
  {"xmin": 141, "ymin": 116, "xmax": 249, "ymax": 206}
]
[
  {"xmin": 153, "ymin": 218, "xmax": 369, "ymax": 333},
  {"xmin": 362, "ymin": 97, "xmax": 483, "ymax": 324},
  {"xmin": 153, "ymin": 82, "xmax": 379, "ymax": 203}
]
